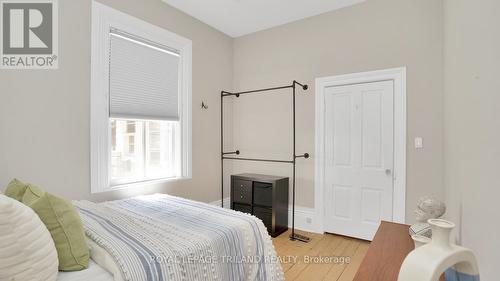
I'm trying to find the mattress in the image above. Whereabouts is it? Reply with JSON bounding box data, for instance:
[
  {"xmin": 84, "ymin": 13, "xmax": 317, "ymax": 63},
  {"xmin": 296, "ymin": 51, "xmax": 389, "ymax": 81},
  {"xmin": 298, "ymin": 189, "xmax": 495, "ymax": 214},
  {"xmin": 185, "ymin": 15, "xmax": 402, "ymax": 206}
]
[
  {"xmin": 74, "ymin": 194, "xmax": 284, "ymax": 281},
  {"xmin": 57, "ymin": 260, "xmax": 113, "ymax": 281}
]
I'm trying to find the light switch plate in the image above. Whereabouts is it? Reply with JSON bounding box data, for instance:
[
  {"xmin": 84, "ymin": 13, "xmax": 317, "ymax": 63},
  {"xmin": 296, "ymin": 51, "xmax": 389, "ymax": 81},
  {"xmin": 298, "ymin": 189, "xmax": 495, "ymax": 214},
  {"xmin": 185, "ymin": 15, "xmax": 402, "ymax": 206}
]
[{"xmin": 414, "ymin": 137, "xmax": 424, "ymax": 149}]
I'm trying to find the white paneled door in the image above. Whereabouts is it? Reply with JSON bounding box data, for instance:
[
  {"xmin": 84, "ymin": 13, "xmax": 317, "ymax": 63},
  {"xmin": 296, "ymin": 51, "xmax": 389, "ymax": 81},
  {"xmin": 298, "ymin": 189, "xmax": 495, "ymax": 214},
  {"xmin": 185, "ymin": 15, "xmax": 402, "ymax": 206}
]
[{"xmin": 324, "ymin": 80, "xmax": 394, "ymax": 241}]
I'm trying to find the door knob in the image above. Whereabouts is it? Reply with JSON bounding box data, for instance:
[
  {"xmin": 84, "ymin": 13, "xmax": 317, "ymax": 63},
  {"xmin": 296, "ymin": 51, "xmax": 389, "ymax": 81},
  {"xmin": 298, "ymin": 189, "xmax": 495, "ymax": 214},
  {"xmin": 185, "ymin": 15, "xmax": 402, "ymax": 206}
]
[{"xmin": 385, "ymin": 169, "xmax": 392, "ymax": 175}]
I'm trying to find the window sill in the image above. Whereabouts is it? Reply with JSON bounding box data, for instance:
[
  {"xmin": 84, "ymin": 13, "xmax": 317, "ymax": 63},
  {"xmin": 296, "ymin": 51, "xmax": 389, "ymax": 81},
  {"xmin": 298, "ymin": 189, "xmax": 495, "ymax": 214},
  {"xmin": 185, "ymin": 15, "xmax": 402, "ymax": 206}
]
[{"xmin": 92, "ymin": 176, "xmax": 191, "ymax": 194}]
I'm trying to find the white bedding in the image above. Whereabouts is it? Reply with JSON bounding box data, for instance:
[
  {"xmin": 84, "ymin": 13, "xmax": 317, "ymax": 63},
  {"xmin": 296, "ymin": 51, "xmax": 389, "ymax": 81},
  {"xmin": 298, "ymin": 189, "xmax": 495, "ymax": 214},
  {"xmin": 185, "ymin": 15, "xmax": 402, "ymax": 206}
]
[
  {"xmin": 87, "ymin": 237, "xmax": 124, "ymax": 281},
  {"xmin": 74, "ymin": 194, "xmax": 284, "ymax": 281},
  {"xmin": 57, "ymin": 260, "xmax": 113, "ymax": 281}
]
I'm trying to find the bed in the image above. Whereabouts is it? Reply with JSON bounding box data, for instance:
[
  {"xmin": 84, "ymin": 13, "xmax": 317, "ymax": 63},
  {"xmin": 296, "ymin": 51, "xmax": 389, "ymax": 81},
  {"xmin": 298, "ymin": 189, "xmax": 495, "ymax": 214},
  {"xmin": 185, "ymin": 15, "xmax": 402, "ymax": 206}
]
[
  {"xmin": 57, "ymin": 260, "xmax": 113, "ymax": 281},
  {"xmin": 69, "ymin": 194, "xmax": 283, "ymax": 281}
]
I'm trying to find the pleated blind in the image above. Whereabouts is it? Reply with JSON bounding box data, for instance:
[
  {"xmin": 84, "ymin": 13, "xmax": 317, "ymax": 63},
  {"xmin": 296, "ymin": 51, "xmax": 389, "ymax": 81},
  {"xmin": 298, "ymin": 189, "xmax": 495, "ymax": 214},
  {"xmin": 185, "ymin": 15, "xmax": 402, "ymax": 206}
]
[{"xmin": 109, "ymin": 30, "xmax": 180, "ymax": 121}]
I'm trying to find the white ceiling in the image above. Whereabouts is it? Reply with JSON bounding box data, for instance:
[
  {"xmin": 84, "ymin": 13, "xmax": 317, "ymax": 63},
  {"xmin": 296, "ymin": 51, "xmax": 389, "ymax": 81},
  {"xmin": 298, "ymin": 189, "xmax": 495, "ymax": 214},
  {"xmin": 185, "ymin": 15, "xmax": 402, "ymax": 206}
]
[{"xmin": 161, "ymin": 0, "xmax": 366, "ymax": 38}]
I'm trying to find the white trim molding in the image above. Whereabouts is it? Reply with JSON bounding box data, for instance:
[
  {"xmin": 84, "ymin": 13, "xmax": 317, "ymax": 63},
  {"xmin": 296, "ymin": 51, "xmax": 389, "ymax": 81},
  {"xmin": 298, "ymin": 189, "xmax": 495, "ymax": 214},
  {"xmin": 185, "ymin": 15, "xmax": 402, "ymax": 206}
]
[
  {"xmin": 209, "ymin": 197, "xmax": 231, "ymax": 209},
  {"xmin": 314, "ymin": 67, "xmax": 407, "ymax": 233},
  {"xmin": 209, "ymin": 198, "xmax": 322, "ymax": 233},
  {"xmin": 90, "ymin": 1, "xmax": 192, "ymax": 194},
  {"xmin": 287, "ymin": 206, "xmax": 322, "ymax": 234}
]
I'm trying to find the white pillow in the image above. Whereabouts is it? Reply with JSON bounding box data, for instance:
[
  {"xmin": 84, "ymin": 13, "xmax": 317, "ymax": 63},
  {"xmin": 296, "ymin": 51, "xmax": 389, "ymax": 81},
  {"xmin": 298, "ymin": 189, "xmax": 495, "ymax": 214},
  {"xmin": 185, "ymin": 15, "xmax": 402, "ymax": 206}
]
[{"xmin": 0, "ymin": 194, "xmax": 59, "ymax": 281}]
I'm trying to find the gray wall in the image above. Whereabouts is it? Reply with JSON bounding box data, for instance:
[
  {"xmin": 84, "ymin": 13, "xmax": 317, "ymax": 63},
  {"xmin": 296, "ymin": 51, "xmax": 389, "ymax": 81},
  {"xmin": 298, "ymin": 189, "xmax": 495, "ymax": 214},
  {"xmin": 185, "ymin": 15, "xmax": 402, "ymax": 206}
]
[
  {"xmin": 232, "ymin": 0, "xmax": 444, "ymax": 223},
  {"xmin": 443, "ymin": 0, "xmax": 500, "ymax": 279},
  {"xmin": 0, "ymin": 0, "xmax": 233, "ymax": 203}
]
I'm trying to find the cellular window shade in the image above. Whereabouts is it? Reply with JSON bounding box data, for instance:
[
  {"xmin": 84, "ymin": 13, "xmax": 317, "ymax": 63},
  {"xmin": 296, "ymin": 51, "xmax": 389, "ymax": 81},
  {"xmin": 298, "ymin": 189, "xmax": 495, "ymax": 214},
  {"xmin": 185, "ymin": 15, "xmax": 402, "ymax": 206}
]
[{"xmin": 109, "ymin": 31, "xmax": 180, "ymax": 121}]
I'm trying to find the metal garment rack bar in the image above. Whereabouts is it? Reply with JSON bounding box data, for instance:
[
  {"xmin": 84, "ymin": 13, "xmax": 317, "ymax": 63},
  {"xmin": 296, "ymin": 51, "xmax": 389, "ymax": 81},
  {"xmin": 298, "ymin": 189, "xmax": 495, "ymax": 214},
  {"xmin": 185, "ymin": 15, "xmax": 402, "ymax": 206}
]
[
  {"xmin": 220, "ymin": 80, "xmax": 311, "ymax": 243},
  {"xmin": 221, "ymin": 85, "xmax": 293, "ymax": 97},
  {"xmin": 222, "ymin": 157, "xmax": 294, "ymax": 164}
]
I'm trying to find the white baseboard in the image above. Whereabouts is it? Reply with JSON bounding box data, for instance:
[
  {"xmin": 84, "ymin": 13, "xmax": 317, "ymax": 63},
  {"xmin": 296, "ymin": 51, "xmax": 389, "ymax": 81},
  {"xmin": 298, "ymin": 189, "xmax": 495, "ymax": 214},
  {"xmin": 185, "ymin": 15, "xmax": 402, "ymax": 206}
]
[
  {"xmin": 288, "ymin": 205, "xmax": 322, "ymax": 234},
  {"xmin": 209, "ymin": 197, "xmax": 231, "ymax": 209},
  {"xmin": 209, "ymin": 197, "xmax": 322, "ymax": 234}
]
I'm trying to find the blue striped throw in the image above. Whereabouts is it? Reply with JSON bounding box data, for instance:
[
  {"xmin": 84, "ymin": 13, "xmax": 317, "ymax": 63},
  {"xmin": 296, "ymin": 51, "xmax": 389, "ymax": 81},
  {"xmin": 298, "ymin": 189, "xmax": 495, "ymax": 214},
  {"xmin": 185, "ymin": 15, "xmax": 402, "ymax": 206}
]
[{"xmin": 75, "ymin": 194, "xmax": 284, "ymax": 281}]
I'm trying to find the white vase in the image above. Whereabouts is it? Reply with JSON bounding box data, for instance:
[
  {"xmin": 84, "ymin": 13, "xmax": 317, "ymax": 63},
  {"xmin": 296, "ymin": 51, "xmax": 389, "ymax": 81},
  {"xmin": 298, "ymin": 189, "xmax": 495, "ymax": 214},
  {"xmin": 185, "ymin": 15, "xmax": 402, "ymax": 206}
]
[
  {"xmin": 398, "ymin": 219, "xmax": 480, "ymax": 281},
  {"xmin": 428, "ymin": 219, "xmax": 454, "ymax": 249}
]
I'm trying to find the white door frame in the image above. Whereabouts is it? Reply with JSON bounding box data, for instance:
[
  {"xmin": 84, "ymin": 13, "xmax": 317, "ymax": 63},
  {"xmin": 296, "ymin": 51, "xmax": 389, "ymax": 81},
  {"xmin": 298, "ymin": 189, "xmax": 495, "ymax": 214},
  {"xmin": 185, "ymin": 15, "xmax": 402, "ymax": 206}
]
[{"xmin": 314, "ymin": 67, "xmax": 407, "ymax": 234}]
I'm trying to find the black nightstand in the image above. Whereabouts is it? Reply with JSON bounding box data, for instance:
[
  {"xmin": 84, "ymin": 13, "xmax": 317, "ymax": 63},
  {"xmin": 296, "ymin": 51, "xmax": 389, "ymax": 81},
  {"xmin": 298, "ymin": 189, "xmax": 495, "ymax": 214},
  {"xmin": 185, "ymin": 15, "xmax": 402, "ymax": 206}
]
[{"xmin": 231, "ymin": 173, "xmax": 289, "ymax": 237}]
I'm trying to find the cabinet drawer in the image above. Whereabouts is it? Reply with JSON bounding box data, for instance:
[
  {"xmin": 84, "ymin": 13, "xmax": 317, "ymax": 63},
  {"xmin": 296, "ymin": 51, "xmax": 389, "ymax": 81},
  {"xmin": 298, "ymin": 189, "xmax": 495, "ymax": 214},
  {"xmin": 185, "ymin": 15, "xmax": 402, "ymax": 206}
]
[
  {"xmin": 253, "ymin": 206, "xmax": 272, "ymax": 233},
  {"xmin": 233, "ymin": 203, "xmax": 252, "ymax": 214},
  {"xmin": 232, "ymin": 179, "xmax": 252, "ymax": 204},
  {"xmin": 253, "ymin": 182, "xmax": 273, "ymax": 207}
]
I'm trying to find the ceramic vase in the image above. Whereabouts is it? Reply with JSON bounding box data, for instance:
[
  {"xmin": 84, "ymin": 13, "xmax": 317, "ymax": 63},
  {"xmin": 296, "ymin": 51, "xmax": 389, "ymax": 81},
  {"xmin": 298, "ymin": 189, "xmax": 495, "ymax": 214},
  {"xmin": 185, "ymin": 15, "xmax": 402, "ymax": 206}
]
[{"xmin": 398, "ymin": 219, "xmax": 480, "ymax": 281}]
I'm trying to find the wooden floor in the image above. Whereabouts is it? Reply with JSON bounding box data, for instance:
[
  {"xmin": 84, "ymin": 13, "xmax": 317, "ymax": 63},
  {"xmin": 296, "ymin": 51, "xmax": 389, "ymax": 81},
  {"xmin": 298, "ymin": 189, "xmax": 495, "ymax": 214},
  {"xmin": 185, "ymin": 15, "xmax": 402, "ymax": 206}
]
[{"xmin": 272, "ymin": 230, "xmax": 370, "ymax": 281}]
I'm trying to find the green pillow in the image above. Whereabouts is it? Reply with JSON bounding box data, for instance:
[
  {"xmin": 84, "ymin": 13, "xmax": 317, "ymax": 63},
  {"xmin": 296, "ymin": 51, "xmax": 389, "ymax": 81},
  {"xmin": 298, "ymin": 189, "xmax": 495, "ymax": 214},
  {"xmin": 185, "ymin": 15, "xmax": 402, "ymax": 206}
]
[
  {"xmin": 22, "ymin": 184, "xmax": 45, "ymax": 205},
  {"xmin": 4, "ymin": 178, "xmax": 28, "ymax": 201},
  {"xmin": 22, "ymin": 188, "xmax": 89, "ymax": 271}
]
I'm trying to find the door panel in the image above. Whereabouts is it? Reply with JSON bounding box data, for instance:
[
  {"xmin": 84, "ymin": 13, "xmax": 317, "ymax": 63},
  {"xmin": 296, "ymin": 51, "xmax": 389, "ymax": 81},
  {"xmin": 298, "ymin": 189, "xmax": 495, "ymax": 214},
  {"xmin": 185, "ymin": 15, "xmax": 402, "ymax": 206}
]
[
  {"xmin": 333, "ymin": 185, "xmax": 352, "ymax": 219},
  {"xmin": 324, "ymin": 80, "xmax": 394, "ymax": 241},
  {"xmin": 362, "ymin": 90, "xmax": 383, "ymax": 168},
  {"xmin": 332, "ymin": 94, "xmax": 352, "ymax": 166},
  {"xmin": 361, "ymin": 188, "xmax": 382, "ymax": 223}
]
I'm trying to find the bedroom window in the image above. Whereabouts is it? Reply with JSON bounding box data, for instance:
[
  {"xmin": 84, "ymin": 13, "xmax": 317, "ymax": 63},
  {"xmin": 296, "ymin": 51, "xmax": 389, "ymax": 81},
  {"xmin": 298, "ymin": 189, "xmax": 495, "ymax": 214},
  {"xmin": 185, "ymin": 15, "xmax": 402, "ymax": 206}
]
[
  {"xmin": 91, "ymin": 2, "xmax": 192, "ymax": 193},
  {"xmin": 110, "ymin": 119, "xmax": 180, "ymax": 186}
]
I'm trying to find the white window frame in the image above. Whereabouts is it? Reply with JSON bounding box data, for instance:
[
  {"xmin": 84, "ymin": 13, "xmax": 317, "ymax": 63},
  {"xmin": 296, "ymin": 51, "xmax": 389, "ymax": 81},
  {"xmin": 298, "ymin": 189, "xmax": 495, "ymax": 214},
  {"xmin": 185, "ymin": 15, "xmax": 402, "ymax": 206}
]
[{"xmin": 90, "ymin": 1, "xmax": 192, "ymax": 194}]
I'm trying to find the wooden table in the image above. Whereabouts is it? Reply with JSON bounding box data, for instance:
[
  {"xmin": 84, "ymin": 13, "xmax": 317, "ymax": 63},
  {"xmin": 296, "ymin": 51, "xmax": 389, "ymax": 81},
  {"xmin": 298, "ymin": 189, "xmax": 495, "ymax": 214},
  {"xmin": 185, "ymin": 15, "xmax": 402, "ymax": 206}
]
[
  {"xmin": 353, "ymin": 221, "xmax": 444, "ymax": 281},
  {"xmin": 353, "ymin": 221, "xmax": 413, "ymax": 281}
]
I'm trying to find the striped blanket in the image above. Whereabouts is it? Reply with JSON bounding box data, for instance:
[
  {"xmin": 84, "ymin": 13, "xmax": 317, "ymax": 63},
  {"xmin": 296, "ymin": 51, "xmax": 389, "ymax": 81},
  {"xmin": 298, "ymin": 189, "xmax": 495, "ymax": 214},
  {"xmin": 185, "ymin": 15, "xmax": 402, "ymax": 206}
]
[{"xmin": 74, "ymin": 194, "xmax": 284, "ymax": 281}]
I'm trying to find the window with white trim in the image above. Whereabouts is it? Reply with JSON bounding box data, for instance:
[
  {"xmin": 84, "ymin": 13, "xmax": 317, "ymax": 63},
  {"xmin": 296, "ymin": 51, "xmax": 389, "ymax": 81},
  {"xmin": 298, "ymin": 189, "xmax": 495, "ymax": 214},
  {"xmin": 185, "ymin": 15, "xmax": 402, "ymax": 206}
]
[{"xmin": 91, "ymin": 2, "xmax": 192, "ymax": 193}]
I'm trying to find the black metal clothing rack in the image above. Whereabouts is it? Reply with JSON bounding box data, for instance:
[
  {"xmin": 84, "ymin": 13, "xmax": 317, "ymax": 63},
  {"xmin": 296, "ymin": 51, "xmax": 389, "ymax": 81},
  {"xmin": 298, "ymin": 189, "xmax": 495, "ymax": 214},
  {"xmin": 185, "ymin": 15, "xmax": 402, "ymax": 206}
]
[{"xmin": 220, "ymin": 80, "xmax": 311, "ymax": 242}]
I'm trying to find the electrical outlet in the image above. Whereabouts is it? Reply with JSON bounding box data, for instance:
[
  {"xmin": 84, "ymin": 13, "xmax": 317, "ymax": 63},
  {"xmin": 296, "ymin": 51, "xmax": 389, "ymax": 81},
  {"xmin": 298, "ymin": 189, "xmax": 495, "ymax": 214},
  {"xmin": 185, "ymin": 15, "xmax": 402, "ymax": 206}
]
[{"xmin": 306, "ymin": 217, "xmax": 312, "ymax": 224}]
